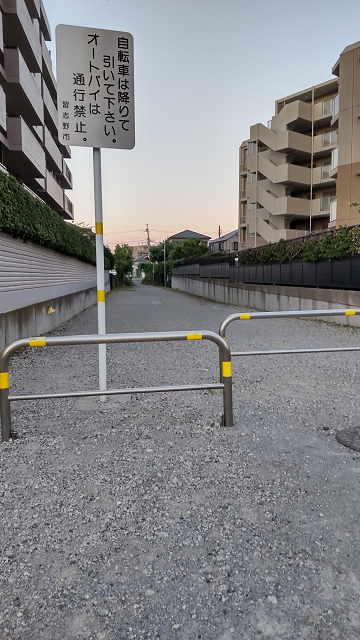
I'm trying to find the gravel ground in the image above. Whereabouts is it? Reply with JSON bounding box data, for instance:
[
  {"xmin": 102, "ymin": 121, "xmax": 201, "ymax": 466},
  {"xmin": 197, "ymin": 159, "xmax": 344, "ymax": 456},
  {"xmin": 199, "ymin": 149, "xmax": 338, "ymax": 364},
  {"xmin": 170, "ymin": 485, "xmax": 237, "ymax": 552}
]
[{"xmin": 1, "ymin": 281, "xmax": 360, "ymax": 640}]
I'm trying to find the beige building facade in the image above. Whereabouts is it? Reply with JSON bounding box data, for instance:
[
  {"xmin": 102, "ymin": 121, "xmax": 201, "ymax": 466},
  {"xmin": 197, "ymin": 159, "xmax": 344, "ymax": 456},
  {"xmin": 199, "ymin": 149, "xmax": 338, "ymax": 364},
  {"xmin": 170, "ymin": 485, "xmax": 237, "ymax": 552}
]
[
  {"xmin": 239, "ymin": 40, "xmax": 360, "ymax": 249},
  {"xmin": 0, "ymin": 0, "xmax": 74, "ymax": 219}
]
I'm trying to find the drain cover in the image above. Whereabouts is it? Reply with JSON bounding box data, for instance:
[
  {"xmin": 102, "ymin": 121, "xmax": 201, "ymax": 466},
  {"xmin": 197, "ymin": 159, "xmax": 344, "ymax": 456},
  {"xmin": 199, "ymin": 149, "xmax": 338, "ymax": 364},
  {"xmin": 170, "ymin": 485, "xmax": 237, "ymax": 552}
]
[{"xmin": 336, "ymin": 427, "xmax": 360, "ymax": 451}]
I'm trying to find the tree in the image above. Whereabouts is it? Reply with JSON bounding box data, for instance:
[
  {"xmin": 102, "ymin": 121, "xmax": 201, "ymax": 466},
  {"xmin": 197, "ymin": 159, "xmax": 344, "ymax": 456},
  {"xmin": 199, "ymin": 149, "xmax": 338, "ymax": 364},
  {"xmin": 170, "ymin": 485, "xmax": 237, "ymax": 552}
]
[
  {"xmin": 104, "ymin": 245, "xmax": 115, "ymax": 269},
  {"xmin": 114, "ymin": 244, "xmax": 134, "ymax": 282},
  {"xmin": 169, "ymin": 238, "xmax": 208, "ymax": 261}
]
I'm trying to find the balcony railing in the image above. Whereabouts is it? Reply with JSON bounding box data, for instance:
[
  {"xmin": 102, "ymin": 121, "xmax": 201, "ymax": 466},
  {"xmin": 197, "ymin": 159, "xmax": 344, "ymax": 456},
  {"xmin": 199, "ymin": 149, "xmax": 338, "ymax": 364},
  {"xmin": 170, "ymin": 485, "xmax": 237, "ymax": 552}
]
[
  {"xmin": 321, "ymin": 164, "xmax": 331, "ymax": 179},
  {"xmin": 330, "ymin": 199, "xmax": 337, "ymax": 223},
  {"xmin": 320, "ymin": 196, "xmax": 336, "ymax": 212},
  {"xmin": 331, "ymin": 147, "xmax": 338, "ymax": 172},
  {"xmin": 332, "ymin": 94, "xmax": 339, "ymax": 117},
  {"xmin": 322, "ymin": 99, "xmax": 332, "ymax": 115},
  {"xmin": 322, "ymin": 131, "xmax": 338, "ymax": 147}
]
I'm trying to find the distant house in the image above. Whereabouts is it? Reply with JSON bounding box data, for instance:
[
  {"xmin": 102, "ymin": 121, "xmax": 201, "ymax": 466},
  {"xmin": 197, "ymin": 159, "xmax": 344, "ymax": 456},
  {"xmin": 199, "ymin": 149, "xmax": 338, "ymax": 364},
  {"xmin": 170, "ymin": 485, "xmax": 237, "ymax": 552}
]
[
  {"xmin": 209, "ymin": 230, "xmax": 239, "ymax": 253},
  {"xmin": 168, "ymin": 230, "xmax": 211, "ymax": 246}
]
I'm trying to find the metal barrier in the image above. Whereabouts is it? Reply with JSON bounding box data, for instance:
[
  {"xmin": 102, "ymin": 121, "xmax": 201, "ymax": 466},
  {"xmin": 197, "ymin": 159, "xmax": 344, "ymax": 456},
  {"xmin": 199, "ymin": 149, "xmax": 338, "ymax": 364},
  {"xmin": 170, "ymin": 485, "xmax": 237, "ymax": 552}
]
[
  {"xmin": 219, "ymin": 309, "xmax": 360, "ymax": 360},
  {"xmin": 0, "ymin": 330, "xmax": 233, "ymax": 441}
]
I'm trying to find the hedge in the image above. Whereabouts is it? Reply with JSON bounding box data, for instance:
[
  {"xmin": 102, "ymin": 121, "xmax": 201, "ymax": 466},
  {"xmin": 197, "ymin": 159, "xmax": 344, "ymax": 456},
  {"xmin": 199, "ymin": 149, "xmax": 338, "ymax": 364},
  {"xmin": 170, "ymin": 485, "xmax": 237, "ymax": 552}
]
[
  {"xmin": 0, "ymin": 172, "xmax": 97, "ymax": 265},
  {"xmin": 238, "ymin": 226, "xmax": 360, "ymax": 265}
]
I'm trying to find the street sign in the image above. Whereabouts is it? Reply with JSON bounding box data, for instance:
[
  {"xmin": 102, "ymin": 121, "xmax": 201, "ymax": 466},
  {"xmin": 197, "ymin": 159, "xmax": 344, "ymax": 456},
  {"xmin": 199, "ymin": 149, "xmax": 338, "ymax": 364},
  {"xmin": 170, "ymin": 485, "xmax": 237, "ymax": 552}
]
[{"xmin": 56, "ymin": 24, "xmax": 135, "ymax": 150}]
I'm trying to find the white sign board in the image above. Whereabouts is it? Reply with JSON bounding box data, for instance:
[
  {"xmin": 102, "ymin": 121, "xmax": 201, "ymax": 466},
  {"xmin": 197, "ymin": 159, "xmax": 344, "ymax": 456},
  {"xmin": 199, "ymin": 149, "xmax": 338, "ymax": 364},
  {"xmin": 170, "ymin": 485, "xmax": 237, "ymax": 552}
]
[{"xmin": 55, "ymin": 24, "xmax": 135, "ymax": 149}]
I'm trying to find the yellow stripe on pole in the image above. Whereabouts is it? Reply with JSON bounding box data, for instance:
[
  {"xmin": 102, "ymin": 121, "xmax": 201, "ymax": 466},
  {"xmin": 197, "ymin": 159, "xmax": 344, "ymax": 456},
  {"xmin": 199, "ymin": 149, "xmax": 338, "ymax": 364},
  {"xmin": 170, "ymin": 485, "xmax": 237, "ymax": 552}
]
[
  {"xmin": 240, "ymin": 314, "xmax": 251, "ymax": 320},
  {"xmin": 29, "ymin": 338, "xmax": 46, "ymax": 347},
  {"xmin": 222, "ymin": 362, "xmax": 232, "ymax": 377},
  {"xmin": 95, "ymin": 222, "xmax": 103, "ymax": 235},
  {"xmin": 97, "ymin": 290, "xmax": 105, "ymax": 302},
  {"xmin": 345, "ymin": 309, "xmax": 356, "ymax": 316},
  {"xmin": 187, "ymin": 332, "xmax": 202, "ymax": 340},
  {"xmin": 0, "ymin": 372, "xmax": 9, "ymax": 389}
]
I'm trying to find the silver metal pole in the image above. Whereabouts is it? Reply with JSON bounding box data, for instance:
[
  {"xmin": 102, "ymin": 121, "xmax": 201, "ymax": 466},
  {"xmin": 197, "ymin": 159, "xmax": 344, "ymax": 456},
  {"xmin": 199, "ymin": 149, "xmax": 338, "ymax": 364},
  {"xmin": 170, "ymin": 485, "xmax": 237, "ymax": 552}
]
[
  {"xmin": 0, "ymin": 329, "xmax": 234, "ymax": 439},
  {"xmin": 219, "ymin": 308, "xmax": 360, "ymax": 339},
  {"xmin": 309, "ymin": 87, "xmax": 314, "ymax": 233},
  {"xmin": 93, "ymin": 147, "xmax": 107, "ymax": 399},
  {"xmin": 163, "ymin": 241, "xmax": 166, "ymax": 287}
]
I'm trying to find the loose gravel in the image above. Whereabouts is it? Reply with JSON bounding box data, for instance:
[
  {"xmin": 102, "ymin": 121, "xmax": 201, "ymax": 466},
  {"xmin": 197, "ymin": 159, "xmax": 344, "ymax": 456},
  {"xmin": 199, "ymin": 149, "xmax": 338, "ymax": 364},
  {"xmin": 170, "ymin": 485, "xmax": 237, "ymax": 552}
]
[{"xmin": 1, "ymin": 282, "xmax": 360, "ymax": 640}]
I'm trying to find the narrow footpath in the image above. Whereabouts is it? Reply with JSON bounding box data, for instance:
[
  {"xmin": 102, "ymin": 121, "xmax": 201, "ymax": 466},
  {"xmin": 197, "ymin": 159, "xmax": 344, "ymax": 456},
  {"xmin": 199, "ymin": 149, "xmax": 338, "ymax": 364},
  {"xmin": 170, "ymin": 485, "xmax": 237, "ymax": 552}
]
[{"xmin": 1, "ymin": 282, "xmax": 360, "ymax": 640}]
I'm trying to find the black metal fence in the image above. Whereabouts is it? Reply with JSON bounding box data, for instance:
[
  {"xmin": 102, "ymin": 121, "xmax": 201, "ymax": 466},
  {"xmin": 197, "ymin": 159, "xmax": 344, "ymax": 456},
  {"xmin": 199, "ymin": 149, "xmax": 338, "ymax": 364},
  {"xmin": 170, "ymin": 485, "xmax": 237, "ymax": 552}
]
[
  {"xmin": 173, "ymin": 255, "xmax": 360, "ymax": 291},
  {"xmin": 230, "ymin": 256, "xmax": 360, "ymax": 290}
]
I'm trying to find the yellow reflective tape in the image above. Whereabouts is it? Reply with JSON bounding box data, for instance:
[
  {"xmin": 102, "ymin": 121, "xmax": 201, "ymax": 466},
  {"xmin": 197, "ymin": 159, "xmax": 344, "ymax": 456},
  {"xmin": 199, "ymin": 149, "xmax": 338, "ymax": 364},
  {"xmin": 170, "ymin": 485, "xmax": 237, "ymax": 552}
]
[
  {"xmin": 240, "ymin": 314, "xmax": 251, "ymax": 320},
  {"xmin": 0, "ymin": 372, "xmax": 9, "ymax": 389},
  {"xmin": 222, "ymin": 362, "xmax": 232, "ymax": 377},
  {"xmin": 95, "ymin": 222, "xmax": 103, "ymax": 235},
  {"xmin": 97, "ymin": 290, "xmax": 106, "ymax": 302},
  {"xmin": 187, "ymin": 332, "xmax": 202, "ymax": 340},
  {"xmin": 29, "ymin": 338, "xmax": 46, "ymax": 347},
  {"xmin": 345, "ymin": 309, "xmax": 356, "ymax": 316}
]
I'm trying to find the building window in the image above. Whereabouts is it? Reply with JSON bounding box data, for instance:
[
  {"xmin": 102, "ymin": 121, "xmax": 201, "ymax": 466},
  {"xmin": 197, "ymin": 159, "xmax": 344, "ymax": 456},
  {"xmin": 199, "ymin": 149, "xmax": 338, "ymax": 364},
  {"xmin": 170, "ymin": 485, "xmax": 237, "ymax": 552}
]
[
  {"xmin": 232, "ymin": 242, "xmax": 238, "ymax": 251},
  {"xmin": 246, "ymin": 226, "xmax": 255, "ymax": 238},
  {"xmin": 322, "ymin": 130, "xmax": 338, "ymax": 147},
  {"xmin": 248, "ymin": 142, "xmax": 257, "ymax": 156},
  {"xmin": 209, "ymin": 244, "xmax": 214, "ymax": 252},
  {"xmin": 218, "ymin": 242, "xmax": 224, "ymax": 251},
  {"xmin": 332, "ymin": 93, "xmax": 339, "ymax": 117}
]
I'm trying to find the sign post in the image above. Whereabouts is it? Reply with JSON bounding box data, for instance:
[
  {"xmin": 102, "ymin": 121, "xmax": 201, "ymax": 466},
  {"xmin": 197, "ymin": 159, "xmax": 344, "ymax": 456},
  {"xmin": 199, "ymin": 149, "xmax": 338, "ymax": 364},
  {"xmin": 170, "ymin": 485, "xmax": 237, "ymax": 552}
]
[{"xmin": 56, "ymin": 24, "xmax": 135, "ymax": 397}]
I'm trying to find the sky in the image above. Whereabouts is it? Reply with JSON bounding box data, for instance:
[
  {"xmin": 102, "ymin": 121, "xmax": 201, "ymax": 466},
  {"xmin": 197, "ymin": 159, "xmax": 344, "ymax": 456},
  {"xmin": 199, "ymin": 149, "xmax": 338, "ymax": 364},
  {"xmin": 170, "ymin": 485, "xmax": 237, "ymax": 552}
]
[{"xmin": 45, "ymin": 0, "xmax": 360, "ymax": 249}]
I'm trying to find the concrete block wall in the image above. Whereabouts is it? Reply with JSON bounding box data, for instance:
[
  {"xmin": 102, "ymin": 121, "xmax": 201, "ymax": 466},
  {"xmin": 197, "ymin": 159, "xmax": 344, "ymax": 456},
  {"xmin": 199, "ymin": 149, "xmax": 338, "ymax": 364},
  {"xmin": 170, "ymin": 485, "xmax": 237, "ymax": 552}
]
[{"xmin": 171, "ymin": 276, "xmax": 360, "ymax": 328}]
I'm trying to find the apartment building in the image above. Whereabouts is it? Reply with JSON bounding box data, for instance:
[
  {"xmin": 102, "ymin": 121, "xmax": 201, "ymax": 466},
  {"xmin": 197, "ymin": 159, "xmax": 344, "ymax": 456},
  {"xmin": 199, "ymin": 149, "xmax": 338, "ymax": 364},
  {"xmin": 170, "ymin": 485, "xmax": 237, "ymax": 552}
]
[
  {"xmin": 239, "ymin": 40, "xmax": 360, "ymax": 249},
  {"xmin": 0, "ymin": 0, "xmax": 74, "ymax": 219}
]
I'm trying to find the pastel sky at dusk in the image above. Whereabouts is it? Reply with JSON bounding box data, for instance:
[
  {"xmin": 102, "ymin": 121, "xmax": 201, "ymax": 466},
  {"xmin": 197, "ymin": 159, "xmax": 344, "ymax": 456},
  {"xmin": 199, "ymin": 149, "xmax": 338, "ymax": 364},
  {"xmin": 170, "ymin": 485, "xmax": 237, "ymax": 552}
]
[{"xmin": 45, "ymin": 0, "xmax": 360, "ymax": 249}]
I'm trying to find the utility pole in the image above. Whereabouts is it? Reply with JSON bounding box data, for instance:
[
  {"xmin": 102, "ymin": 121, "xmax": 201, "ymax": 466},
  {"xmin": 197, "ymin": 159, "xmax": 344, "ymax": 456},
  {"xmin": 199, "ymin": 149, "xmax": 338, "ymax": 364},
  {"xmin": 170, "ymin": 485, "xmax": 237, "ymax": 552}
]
[
  {"xmin": 218, "ymin": 225, "xmax": 221, "ymax": 238},
  {"xmin": 163, "ymin": 241, "xmax": 166, "ymax": 287},
  {"xmin": 146, "ymin": 223, "xmax": 151, "ymax": 252}
]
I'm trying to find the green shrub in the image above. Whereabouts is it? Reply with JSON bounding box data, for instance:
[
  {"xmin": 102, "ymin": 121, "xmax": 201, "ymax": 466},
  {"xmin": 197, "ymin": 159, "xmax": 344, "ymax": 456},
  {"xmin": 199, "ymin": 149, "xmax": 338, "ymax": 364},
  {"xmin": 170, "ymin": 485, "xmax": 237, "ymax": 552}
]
[
  {"xmin": 238, "ymin": 225, "xmax": 360, "ymax": 266},
  {"xmin": 0, "ymin": 172, "xmax": 96, "ymax": 264}
]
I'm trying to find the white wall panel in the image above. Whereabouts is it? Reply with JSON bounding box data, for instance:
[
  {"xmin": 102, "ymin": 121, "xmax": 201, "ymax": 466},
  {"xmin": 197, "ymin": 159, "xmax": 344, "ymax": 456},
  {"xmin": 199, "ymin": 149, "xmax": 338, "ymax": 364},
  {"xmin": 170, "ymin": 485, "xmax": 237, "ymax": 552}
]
[{"xmin": 0, "ymin": 231, "xmax": 99, "ymax": 313}]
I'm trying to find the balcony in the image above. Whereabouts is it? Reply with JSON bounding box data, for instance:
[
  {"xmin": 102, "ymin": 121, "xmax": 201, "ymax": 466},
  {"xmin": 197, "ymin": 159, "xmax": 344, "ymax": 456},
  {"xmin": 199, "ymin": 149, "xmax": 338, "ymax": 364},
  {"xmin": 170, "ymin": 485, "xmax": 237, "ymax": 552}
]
[
  {"xmin": 2, "ymin": 0, "xmax": 42, "ymax": 72},
  {"xmin": 239, "ymin": 164, "xmax": 246, "ymax": 174},
  {"xmin": 313, "ymin": 99, "xmax": 333, "ymax": 126},
  {"xmin": 24, "ymin": 0, "xmax": 40, "ymax": 18},
  {"xmin": 41, "ymin": 33, "xmax": 56, "ymax": 100},
  {"xmin": 313, "ymin": 131, "xmax": 338, "ymax": 157},
  {"xmin": 4, "ymin": 47, "xmax": 43, "ymax": 126},
  {"xmin": 39, "ymin": 0, "xmax": 51, "ymax": 41},
  {"xmin": 63, "ymin": 193, "xmax": 74, "ymax": 220},
  {"xmin": 330, "ymin": 146, "xmax": 338, "ymax": 178},
  {"xmin": 0, "ymin": 85, "xmax": 6, "ymax": 132},
  {"xmin": 312, "ymin": 165, "xmax": 335, "ymax": 187},
  {"xmin": 44, "ymin": 125, "xmax": 62, "ymax": 173},
  {"xmin": 239, "ymin": 190, "xmax": 247, "ymax": 200},
  {"xmin": 42, "ymin": 78, "xmax": 57, "ymax": 135},
  {"xmin": 330, "ymin": 199, "xmax": 337, "ymax": 223},
  {"xmin": 4, "ymin": 115, "xmax": 46, "ymax": 178},
  {"xmin": 239, "ymin": 217, "xmax": 246, "ymax": 226},
  {"xmin": 36, "ymin": 169, "xmax": 64, "ymax": 212},
  {"xmin": 57, "ymin": 158, "xmax": 73, "ymax": 189},
  {"xmin": 331, "ymin": 94, "xmax": 339, "ymax": 127}
]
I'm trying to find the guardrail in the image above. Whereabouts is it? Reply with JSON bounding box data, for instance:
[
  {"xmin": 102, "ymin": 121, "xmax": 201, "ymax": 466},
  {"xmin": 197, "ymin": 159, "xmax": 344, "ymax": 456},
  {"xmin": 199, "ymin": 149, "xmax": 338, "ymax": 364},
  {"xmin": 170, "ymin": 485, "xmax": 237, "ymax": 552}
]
[
  {"xmin": 219, "ymin": 309, "xmax": 360, "ymax": 360},
  {"xmin": 0, "ymin": 330, "xmax": 233, "ymax": 441}
]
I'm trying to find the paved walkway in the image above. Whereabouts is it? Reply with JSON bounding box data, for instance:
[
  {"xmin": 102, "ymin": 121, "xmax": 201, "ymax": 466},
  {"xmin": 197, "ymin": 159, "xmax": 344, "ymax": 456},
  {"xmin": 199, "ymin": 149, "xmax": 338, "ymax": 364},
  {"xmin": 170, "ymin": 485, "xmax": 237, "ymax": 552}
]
[{"xmin": 1, "ymin": 282, "xmax": 360, "ymax": 639}]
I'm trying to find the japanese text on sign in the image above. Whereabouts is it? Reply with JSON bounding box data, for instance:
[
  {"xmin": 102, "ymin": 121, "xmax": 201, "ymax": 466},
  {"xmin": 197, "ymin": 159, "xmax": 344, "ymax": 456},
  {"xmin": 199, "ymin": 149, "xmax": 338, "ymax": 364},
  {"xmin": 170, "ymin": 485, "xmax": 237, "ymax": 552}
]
[{"xmin": 56, "ymin": 25, "xmax": 135, "ymax": 149}]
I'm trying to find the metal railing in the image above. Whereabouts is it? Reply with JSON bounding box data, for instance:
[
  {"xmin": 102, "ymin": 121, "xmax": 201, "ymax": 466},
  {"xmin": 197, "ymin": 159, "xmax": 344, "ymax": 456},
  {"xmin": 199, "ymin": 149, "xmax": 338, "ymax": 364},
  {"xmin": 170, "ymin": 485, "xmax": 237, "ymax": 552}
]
[
  {"xmin": 219, "ymin": 309, "xmax": 360, "ymax": 360},
  {"xmin": 0, "ymin": 330, "xmax": 233, "ymax": 441}
]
